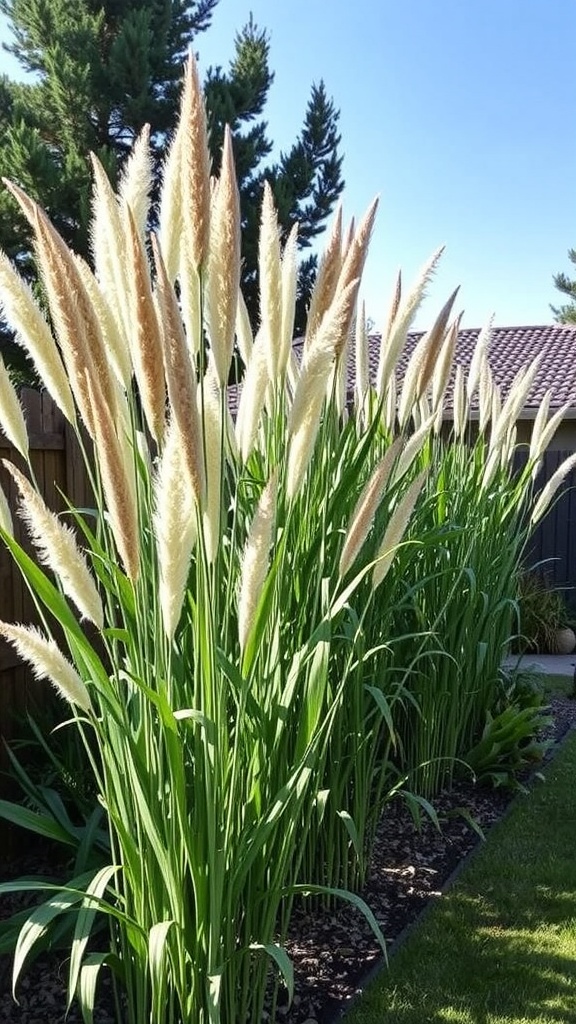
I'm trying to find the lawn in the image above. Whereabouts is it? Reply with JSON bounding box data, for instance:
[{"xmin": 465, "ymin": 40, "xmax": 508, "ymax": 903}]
[{"xmin": 345, "ymin": 729, "xmax": 576, "ymax": 1024}]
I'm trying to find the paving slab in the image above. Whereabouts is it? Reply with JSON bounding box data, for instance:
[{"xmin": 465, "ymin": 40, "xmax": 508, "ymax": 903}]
[{"xmin": 503, "ymin": 653, "xmax": 576, "ymax": 677}]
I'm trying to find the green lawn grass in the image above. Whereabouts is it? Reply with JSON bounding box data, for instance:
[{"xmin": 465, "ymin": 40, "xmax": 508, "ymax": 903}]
[
  {"xmin": 540, "ymin": 673, "xmax": 576, "ymax": 699},
  {"xmin": 345, "ymin": 730, "xmax": 576, "ymax": 1024}
]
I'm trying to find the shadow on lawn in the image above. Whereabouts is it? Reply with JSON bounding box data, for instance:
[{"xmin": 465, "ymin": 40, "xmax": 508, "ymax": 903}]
[{"xmin": 354, "ymin": 886, "xmax": 576, "ymax": 1024}]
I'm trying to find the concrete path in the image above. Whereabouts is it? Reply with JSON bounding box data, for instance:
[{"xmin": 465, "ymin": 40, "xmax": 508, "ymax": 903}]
[{"xmin": 503, "ymin": 653, "xmax": 576, "ymax": 677}]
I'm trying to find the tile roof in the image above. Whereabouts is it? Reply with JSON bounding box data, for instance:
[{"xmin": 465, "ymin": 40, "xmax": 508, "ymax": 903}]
[{"xmin": 366, "ymin": 323, "xmax": 576, "ymax": 416}]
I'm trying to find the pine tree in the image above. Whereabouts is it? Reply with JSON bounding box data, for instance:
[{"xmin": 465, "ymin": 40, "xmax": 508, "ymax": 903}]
[
  {"xmin": 551, "ymin": 249, "xmax": 576, "ymax": 324},
  {"xmin": 0, "ymin": 1, "xmax": 344, "ymax": 370}
]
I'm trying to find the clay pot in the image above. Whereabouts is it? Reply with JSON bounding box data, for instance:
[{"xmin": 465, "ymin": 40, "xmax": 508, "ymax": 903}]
[{"xmin": 551, "ymin": 627, "xmax": 576, "ymax": 654}]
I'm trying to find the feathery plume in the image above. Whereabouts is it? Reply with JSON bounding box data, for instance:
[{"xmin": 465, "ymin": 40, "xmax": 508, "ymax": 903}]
[
  {"xmin": 332, "ymin": 199, "xmax": 378, "ymax": 357},
  {"xmin": 236, "ymin": 333, "xmax": 269, "ymax": 463},
  {"xmin": 153, "ymin": 419, "xmax": 198, "ymax": 639},
  {"xmin": 467, "ymin": 316, "xmax": 493, "ymax": 402},
  {"xmin": 390, "ymin": 414, "xmax": 434, "ymax": 486},
  {"xmin": 259, "ymin": 182, "xmax": 283, "ymax": 382},
  {"xmin": 152, "ymin": 235, "xmax": 205, "ymax": 501},
  {"xmin": 238, "ymin": 472, "xmax": 277, "ymax": 652},
  {"xmin": 0, "ymin": 253, "xmax": 76, "ymax": 424},
  {"xmin": 339, "ymin": 438, "xmax": 403, "ymax": 578},
  {"xmin": 236, "ymin": 291, "xmax": 254, "ymax": 368},
  {"xmin": 382, "ymin": 370, "xmax": 397, "ymax": 434},
  {"xmin": 354, "ymin": 301, "xmax": 369, "ymax": 417},
  {"xmin": 287, "ymin": 280, "xmax": 359, "ymax": 499},
  {"xmin": 205, "ymin": 126, "xmax": 241, "ymax": 387},
  {"xmin": 119, "ymin": 124, "xmax": 152, "ymax": 239},
  {"xmin": 200, "ymin": 373, "xmax": 223, "ymax": 564},
  {"xmin": 529, "ymin": 398, "xmax": 571, "ymax": 472},
  {"xmin": 3, "ymin": 461, "xmax": 103, "ymax": 628},
  {"xmin": 125, "ymin": 206, "xmax": 166, "ymax": 443},
  {"xmin": 0, "ymin": 356, "xmax": 28, "ymax": 460},
  {"xmin": 74, "ymin": 255, "xmax": 132, "ymax": 392},
  {"xmin": 531, "ymin": 452, "xmax": 576, "ymax": 526},
  {"xmin": 452, "ymin": 364, "xmax": 467, "ymax": 438},
  {"xmin": 477, "ymin": 355, "xmax": 493, "ymax": 434},
  {"xmin": 180, "ymin": 53, "xmax": 211, "ymax": 272},
  {"xmin": 490, "ymin": 354, "xmax": 543, "ymax": 454},
  {"xmin": 179, "ymin": 247, "xmax": 202, "ymax": 358},
  {"xmin": 158, "ymin": 105, "xmax": 185, "ymax": 282},
  {"xmin": 376, "ymin": 247, "xmax": 444, "ymax": 399},
  {"xmin": 305, "ymin": 204, "xmax": 343, "ymax": 348},
  {"xmin": 279, "ymin": 223, "xmax": 299, "ymax": 377},
  {"xmin": 0, "ymin": 622, "xmax": 92, "ymax": 713},
  {"xmin": 87, "ymin": 376, "xmax": 140, "ymax": 582},
  {"xmin": 373, "ymin": 470, "xmax": 427, "ymax": 590},
  {"xmin": 397, "ymin": 289, "xmax": 459, "ymax": 428},
  {"xmin": 89, "ymin": 155, "xmax": 132, "ymax": 347},
  {"xmin": 5, "ymin": 181, "xmax": 117, "ymax": 436},
  {"xmin": 432, "ymin": 313, "xmax": 461, "ymax": 414}
]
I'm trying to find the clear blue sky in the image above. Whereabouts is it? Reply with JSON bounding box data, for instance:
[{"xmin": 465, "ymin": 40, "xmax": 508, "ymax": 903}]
[{"xmin": 1, "ymin": 0, "xmax": 574, "ymax": 331}]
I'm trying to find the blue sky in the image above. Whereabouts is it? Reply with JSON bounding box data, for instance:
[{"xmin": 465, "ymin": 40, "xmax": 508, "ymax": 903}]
[{"xmin": 1, "ymin": 0, "xmax": 575, "ymax": 330}]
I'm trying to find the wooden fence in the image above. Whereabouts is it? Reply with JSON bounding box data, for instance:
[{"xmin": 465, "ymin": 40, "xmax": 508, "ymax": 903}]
[{"xmin": 0, "ymin": 389, "xmax": 92, "ymax": 786}]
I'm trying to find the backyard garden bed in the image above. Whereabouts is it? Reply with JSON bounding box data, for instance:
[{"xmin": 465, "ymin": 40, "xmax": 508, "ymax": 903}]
[{"xmin": 1, "ymin": 695, "xmax": 574, "ymax": 1024}]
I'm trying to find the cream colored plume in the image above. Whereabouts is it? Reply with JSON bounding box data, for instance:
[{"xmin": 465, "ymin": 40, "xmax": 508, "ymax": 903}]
[
  {"xmin": 305, "ymin": 204, "xmax": 343, "ymax": 349},
  {"xmin": 287, "ymin": 279, "xmax": 359, "ymax": 499},
  {"xmin": 152, "ymin": 235, "xmax": 205, "ymax": 501},
  {"xmin": 489, "ymin": 354, "xmax": 543, "ymax": 454},
  {"xmin": 179, "ymin": 247, "xmax": 202, "ymax": 359},
  {"xmin": 467, "ymin": 316, "xmax": 493, "ymax": 402},
  {"xmin": 397, "ymin": 288, "xmax": 459, "ymax": 428},
  {"xmin": 376, "ymin": 248, "xmax": 444, "ymax": 399},
  {"xmin": 452, "ymin": 364, "xmax": 467, "ymax": 438},
  {"xmin": 205, "ymin": 126, "xmax": 241, "ymax": 387},
  {"xmin": 390, "ymin": 414, "xmax": 434, "ymax": 487},
  {"xmin": 332, "ymin": 199, "xmax": 378, "ymax": 356},
  {"xmin": 236, "ymin": 332, "xmax": 268, "ymax": 463},
  {"xmin": 5, "ymin": 180, "xmax": 117, "ymax": 437},
  {"xmin": 0, "ymin": 622, "xmax": 92, "ymax": 713},
  {"xmin": 432, "ymin": 314, "xmax": 461, "ymax": 417},
  {"xmin": 529, "ymin": 396, "xmax": 571, "ymax": 472},
  {"xmin": 180, "ymin": 53, "xmax": 211, "ymax": 272},
  {"xmin": 238, "ymin": 472, "xmax": 277, "ymax": 652},
  {"xmin": 373, "ymin": 470, "xmax": 427, "ymax": 590},
  {"xmin": 89, "ymin": 155, "xmax": 131, "ymax": 348},
  {"xmin": 236, "ymin": 291, "xmax": 254, "ymax": 367},
  {"xmin": 354, "ymin": 302, "xmax": 369, "ymax": 418},
  {"xmin": 339, "ymin": 438, "xmax": 403, "ymax": 578},
  {"xmin": 87, "ymin": 376, "xmax": 140, "ymax": 582},
  {"xmin": 3, "ymin": 461, "xmax": 103, "ymax": 627},
  {"xmin": 124, "ymin": 206, "xmax": 166, "ymax": 443},
  {"xmin": 153, "ymin": 419, "xmax": 198, "ymax": 639},
  {"xmin": 0, "ymin": 356, "xmax": 28, "ymax": 460},
  {"xmin": 382, "ymin": 371, "xmax": 397, "ymax": 434},
  {"xmin": 279, "ymin": 223, "xmax": 299, "ymax": 378},
  {"xmin": 158, "ymin": 105, "xmax": 185, "ymax": 282},
  {"xmin": 530, "ymin": 451, "xmax": 576, "ymax": 526},
  {"xmin": 259, "ymin": 182, "xmax": 283, "ymax": 382},
  {"xmin": 200, "ymin": 373, "xmax": 223, "ymax": 564},
  {"xmin": 0, "ymin": 252, "xmax": 76, "ymax": 424},
  {"xmin": 0, "ymin": 479, "xmax": 13, "ymax": 536},
  {"xmin": 74, "ymin": 255, "xmax": 132, "ymax": 392},
  {"xmin": 477, "ymin": 356, "xmax": 493, "ymax": 434},
  {"xmin": 118, "ymin": 124, "xmax": 152, "ymax": 239}
]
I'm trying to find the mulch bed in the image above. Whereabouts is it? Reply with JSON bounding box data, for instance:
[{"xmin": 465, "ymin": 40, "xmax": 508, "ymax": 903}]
[{"xmin": 1, "ymin": 697, "xmax": 575, "ymax": 1024}]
